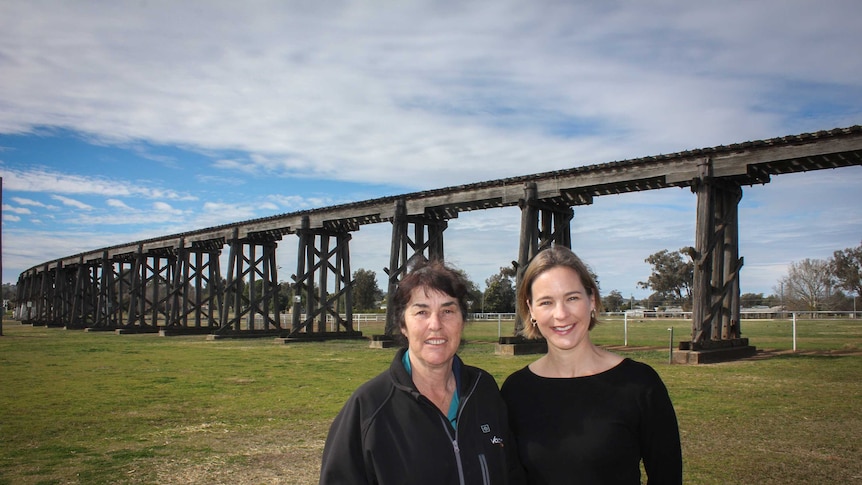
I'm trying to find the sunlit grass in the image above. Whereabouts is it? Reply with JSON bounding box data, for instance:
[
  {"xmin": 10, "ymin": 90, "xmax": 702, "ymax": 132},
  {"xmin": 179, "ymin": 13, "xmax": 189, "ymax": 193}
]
[{"xmin": 1, "ymin": 317, "xmax": 860, "ymax": 484}]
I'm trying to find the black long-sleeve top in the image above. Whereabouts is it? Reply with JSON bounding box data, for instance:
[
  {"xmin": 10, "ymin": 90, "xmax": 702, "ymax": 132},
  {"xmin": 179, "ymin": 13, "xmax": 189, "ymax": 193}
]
[{"xmin": 501, "ymin": 358, "xmax": 682, "ymax": 485}]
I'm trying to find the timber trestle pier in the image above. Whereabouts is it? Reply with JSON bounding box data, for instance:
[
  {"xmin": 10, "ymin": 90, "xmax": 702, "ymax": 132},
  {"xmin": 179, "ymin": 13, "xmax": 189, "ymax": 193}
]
[{"xmin": 14, "ymin": 126, "xmax": 862, "ymax": 360}]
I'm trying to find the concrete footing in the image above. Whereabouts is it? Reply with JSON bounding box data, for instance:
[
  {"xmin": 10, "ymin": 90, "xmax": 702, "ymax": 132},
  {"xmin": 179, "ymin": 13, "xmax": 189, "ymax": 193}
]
[
  {"xmin": 369, "ymin": 335, "xmax": 398, "ymax": 349},
  {"xmin": 159, "ymin": 327, "xmax": 218, "ymax": 337},
  {"xmin": 495, "ymin": 336, "xmax": 547, "ymax": 355},
  {"xmin": 274, "ymin": 331, "xmax": 364, "ymax": 344},
  {"xmin": 673, "ymin": 338, "xmax": 757, "ymax": 364},
  {"xmin": 115, "ymin": 327, "xmax": 160, "ymax": 335}
]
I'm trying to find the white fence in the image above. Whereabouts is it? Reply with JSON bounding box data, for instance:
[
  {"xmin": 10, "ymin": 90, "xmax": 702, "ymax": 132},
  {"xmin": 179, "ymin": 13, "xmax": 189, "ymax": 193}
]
[{"xmin": 243, "ymin": 309, "xmax": 858, "ymax": 333}]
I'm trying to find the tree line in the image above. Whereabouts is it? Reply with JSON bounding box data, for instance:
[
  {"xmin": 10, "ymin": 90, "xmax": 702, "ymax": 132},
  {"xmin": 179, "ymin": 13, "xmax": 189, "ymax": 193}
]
[
  {"xmin": 3, "ymin": 241, "xmax": 859, "ymax": 315},
  {"xmin": 620, "ymin": 241, "xmax": 862, "ymax": 313},
  {"xmin": 346, "ymin": 239, "xmax": 861, "ymax": 314}
]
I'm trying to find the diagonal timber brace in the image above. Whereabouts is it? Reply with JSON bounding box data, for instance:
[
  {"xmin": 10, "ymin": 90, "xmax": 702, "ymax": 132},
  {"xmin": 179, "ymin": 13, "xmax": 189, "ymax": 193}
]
[
  {"xmin": 383, "ymin": 199, "xmax": 448, "ymax": 336},
  {"xmin": 290, "ymin": 216, "xmax": 357, "ymax": 337},
  {"xmin": 218, "ymin": 229, "xmax": 282, "ymax": 334},
  {"xmin": 512, "ymin": 182, "xmax": 575, "ymax": 336},
  {"xmin": 690, "ymin": 158, "xmax": 745, "ymax": 345},
  {"xmin": 167, "ymin": 239, "xmax": 224, "ymax": 330}
]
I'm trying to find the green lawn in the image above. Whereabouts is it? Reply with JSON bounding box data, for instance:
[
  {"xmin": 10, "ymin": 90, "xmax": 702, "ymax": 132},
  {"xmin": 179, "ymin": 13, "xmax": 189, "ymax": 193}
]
[{"xmin": 1, "ymin": 317, "xmax": 860, "ymax": 484}]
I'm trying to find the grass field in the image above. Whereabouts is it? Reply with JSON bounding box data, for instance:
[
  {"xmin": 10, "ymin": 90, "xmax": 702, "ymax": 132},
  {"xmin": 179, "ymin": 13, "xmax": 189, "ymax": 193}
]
[{"xmin": 1, "ymin": 316, "xmax": 860, "ymax": 484}]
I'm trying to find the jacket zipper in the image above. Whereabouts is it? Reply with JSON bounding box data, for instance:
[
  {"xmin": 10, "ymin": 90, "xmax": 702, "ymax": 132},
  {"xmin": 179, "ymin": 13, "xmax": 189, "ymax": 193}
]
[
  {"xmin": 450, "ymin": 432, "xmax": 466, "ymax": 485},
  {"xmin": 441, "ymin": 373, "xmax": 485, "ymax": 485}
]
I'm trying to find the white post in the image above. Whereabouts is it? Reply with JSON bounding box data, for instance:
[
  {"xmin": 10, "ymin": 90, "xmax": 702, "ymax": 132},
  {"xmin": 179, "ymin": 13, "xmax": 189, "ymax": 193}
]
[
  {"xmin": 792, "ymin": 312, "xmax": 797, "ymax": 352},
  {"xmin": 624, "ymin": 312, "xmax": 629, "ymax": 346},
  {"xmin": 667, "ymin": 327, "xmax": 674, "ymax": 364},
  {"xmin": 497, "ymin": 314, "xmax": 502, "ymax": 339}
]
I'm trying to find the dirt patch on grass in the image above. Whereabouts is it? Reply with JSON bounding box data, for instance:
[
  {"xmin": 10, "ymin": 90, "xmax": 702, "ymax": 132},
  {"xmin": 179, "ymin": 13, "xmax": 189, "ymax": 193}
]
[{"xmin": 132, "ymin": 420, "xmax": 330, "ymax": 485}]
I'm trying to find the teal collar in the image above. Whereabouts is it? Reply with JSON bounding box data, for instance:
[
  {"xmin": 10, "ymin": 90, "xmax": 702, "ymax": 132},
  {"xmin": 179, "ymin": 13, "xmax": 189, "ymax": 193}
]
[{"xmin": 402, "ymin": 350, "xmax": 460, "ymax": 429}]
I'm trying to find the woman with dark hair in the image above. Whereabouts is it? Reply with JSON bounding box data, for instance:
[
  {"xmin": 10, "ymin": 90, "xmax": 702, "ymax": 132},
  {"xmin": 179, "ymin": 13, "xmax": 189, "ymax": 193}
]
[
  {"xmin": 319, "ymin": 258, "xmax": 524, "ymax": 485},
  {"xmin": 501, "ymin": 245, "xmax": 682, "ymax": 485}
]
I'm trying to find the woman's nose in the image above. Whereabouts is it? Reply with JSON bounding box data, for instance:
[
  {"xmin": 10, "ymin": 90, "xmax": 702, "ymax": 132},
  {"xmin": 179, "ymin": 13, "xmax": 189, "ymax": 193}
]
[
  {"xmin": 553, "ymin": 302, "xmax": 569, "ymax": 319},
  {"xmin": 428, "ymin": 313, "xmax": 442, "ymax": 329}
]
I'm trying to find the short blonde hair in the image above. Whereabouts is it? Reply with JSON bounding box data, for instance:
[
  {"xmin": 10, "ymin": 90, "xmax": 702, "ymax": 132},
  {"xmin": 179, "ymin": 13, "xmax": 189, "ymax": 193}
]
[{"xmin": 517, "ymin": 246, "xmax": 602, "ymax": 339}]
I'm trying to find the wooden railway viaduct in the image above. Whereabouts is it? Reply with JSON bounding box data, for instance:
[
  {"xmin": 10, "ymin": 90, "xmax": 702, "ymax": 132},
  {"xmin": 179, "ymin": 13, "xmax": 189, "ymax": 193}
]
[{"xmin": 14, "ymin": 125, "xmax": 862, "ymax": 359}]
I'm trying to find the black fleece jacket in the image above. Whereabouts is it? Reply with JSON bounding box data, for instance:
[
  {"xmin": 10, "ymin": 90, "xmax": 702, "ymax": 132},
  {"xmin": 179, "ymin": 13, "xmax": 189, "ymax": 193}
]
[{"xmin": 319, "ymin": 348, "xmax": 524, "ymax": 485}]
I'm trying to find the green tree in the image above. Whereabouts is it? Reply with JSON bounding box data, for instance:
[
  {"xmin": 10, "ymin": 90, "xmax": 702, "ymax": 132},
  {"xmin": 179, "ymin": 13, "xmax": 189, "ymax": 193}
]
[
  {"xmin": 243, "ymin": 279, "xmax": 265, "ymax": 302},
  {"xmin": 740, "ymin": 293, "xmax": 767, "ymax": 307},
  {"xmin": 352, "ymin": 269, "xmax": 383, "ymax": 311},
  {"xmin": 763, "ymin": 293, "xmax": 782, "ymax": 308},
  {"xmin": 830, "ymin": 241, "xmax": 862, "ymax": 301},
  {"xmin": 602, "ymin": 290, "xmax": 624, "ymax": 312},
  {"xmin": 292, "ymin": 280, "xmax": 320, "ymax": 308},
  {"xmin": 483, "ymin": 266, "xmax": 516, "ymax": 313},
  {"xmin": 277, "ymin": 282, "xmax": 294, "ymax": 313},
  {"xmin": 2, "ymin": 283, "xmax": 17, "ymax": 304},
  {"xmin": 638, "ymin": 248, "xmax": 693, "ymax": 306}
]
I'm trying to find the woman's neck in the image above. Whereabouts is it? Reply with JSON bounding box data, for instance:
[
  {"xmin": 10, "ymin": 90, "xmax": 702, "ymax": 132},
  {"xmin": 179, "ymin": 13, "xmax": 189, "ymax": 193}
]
[
  {"xmin": 411, "ymin": 362, "xmax": 456, "ymax": 413},
  {"xmin": 534, "ymin": 342, "xmax": 621, "ymax": 378}
]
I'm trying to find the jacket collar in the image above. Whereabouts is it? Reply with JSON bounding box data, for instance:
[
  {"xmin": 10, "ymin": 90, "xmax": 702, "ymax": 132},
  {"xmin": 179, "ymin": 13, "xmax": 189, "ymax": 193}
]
[{"xmin": 389, "ymin": 347, "xmax": 468, "ymax": 399}]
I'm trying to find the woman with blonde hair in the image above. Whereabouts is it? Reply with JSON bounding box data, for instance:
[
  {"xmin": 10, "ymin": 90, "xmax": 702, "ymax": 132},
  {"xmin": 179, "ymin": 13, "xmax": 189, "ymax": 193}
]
[{"xmin": 501, "ymin": 245, "xmax": 682, "ymax": 484}]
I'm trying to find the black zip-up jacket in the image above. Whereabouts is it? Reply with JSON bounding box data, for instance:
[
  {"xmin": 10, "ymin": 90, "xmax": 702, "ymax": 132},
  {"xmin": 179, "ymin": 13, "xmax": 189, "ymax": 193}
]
[{"xmin": 319, "ymin": 348, "xmax": 524, "ymax": 485}]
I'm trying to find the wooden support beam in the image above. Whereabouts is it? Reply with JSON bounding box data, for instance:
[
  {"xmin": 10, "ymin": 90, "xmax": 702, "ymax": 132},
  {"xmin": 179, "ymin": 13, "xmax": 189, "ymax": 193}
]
[
  {"xmin": 289, "ymin": 216, "xmax": 357, "ymax": 338},
  {"xmin": 166, "ymin": 239, "xmax": 223, "ymax": 330},
  {"xmin": 383, "ymin": 199, "xmax": 449, "ymax": 337},
  {"xmin": 218, "ymin": 229, "xmax": 282, "ymax": 334},
  {"xmin": 512, "ymin": 182, "xmax": 575, "ymax": 337},
  {"xmin": 689, "ymin": 158, "xmax": 746, "ymax": 345}
]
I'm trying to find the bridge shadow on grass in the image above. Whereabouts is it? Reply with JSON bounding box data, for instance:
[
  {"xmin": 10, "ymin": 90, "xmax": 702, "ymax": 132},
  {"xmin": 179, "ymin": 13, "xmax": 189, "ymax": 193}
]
[{"xmin": 745, "ymin": 348, "xmax": 862, "ymax": 361}]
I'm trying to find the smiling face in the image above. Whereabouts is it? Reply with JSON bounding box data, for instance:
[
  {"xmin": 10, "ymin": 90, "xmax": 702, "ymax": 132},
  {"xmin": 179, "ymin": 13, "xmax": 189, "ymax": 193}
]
[
  {"xmin": 527, "ymin": 266, "xmax": 597, "ymax": 352},
  {"xmin": 400, "ymin": 286, "xmax": 464, "ymax": 371}
]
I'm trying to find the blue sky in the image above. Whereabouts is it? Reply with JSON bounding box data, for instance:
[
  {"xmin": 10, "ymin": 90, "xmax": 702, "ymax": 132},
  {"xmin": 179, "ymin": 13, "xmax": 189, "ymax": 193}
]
[{"xmin": 1, "ymin": 0, "xmax": 861, "ymax": 300}]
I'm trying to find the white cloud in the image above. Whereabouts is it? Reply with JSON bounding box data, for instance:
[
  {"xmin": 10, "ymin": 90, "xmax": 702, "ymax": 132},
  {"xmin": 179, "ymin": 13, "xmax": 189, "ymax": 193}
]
[
  {"xmin": 11, "ymin": 197, "xmax": 55, "ymax": 208},
  {"xmin": 3, "ymin": 168, "xmax": 129, "ymax": 196},
  {"xmin": 193, "ymin": 202, "xmax": 261, "ymax": 228},
  {"xmin": 0, "ymin": 167, "xmax": 195, "ymax": 200},
  {"xmin": 51, "ymin": 195, "xmax": 93, "ymax": 210},
  {"xmin": 152, "ymin": 201, "xmax": 183, "ymax": 215},
  {"xmin": 2, "ymin": 227, "xmax": 158, "ymax": 275},
  {"xmin": 106, "ymin": 199, "xmax": 133, "ymax": 209},
  {"xmin": 2, "ymin": 204, "xmax": 31, "ymax": 214},
  {"xmin": 0, "ymin": 0, "xmax": 859, "ymax": 293},
  {"xmin": 71, "ymin": 211, "xmax": 185, "ymax": 227},
  {"xmin": 268, "ymin": 194, "xmax": 338, "ymax": 211},
  {"xmin": 1, "ymin": 1, "xmax": 858, "ymax": 192}
]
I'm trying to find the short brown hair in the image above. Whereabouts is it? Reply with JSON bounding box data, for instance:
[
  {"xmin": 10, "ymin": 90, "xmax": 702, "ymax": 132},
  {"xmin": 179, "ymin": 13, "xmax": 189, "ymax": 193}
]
[
  {"xmin": 389, "ymin": 259, "xmax": 470, "ymax": 339},
  {"xmin": 517, "ymin": 246, "xmax": 602, "ymax": 339}
]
